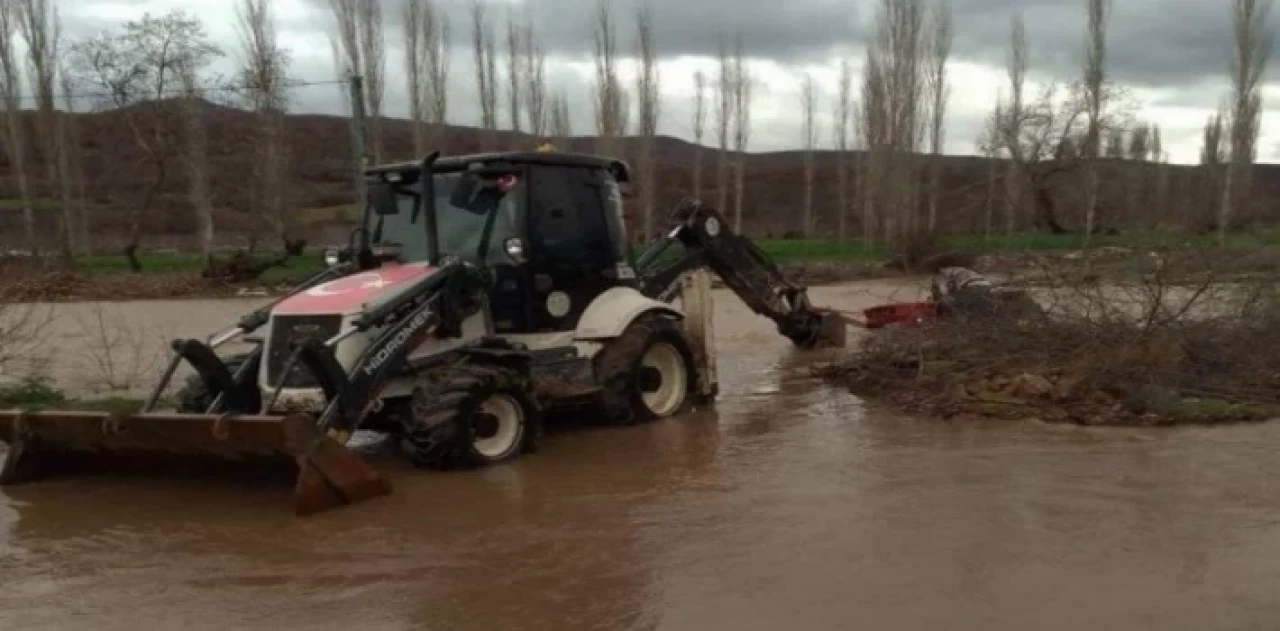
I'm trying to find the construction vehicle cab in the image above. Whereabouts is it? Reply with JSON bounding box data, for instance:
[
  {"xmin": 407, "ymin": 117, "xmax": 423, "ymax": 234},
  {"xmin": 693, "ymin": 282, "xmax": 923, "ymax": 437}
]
[
  {"xmin": 0, "ymin": 150, "xmax": 846, "ymax": 517},
  {"xmin": 352, "ymin": 151, "xmax": 644, "ymax": 337}
]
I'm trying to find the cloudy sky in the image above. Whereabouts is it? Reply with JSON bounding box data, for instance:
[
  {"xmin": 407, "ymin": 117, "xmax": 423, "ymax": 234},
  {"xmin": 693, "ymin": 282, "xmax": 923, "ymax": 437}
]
[{"xmin": 56, "ymin": 0, "xmax": 1280, "ymax": 164}]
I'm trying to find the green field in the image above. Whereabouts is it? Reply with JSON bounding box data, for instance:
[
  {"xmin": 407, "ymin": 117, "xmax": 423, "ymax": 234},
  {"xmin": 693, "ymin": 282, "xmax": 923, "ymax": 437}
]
[{"xmin": 66, "ymin": 230, "xmax": 1280, "ymax": 278}]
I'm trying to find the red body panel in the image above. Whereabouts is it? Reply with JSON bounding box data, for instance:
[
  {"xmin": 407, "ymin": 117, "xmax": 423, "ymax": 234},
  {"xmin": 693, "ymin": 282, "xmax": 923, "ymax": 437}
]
[{"xmin": 274, "ymin": 262, "xmax": 438, "ymax": 315}]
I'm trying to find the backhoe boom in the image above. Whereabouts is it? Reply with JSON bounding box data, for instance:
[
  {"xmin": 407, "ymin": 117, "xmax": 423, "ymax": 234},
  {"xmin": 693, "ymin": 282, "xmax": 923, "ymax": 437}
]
[{"xmin": 636, "ymin": 198, "xmax": 846, "ymax": 348}]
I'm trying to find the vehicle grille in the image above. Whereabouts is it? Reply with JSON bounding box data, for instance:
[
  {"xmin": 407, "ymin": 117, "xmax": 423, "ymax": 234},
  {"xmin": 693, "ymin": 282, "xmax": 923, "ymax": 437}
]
[{"xmin": 266, "ymin": 315, "xmax": 344, "ymax": 388}]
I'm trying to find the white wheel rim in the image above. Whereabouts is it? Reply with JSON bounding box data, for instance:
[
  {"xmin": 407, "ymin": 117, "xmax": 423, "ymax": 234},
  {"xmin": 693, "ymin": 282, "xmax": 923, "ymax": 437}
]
[
  {"xmin": 473, "ymin": 394, "xmax": 524, "ymax": 459},
  {"xmin": 640, "ymin": 342, "xmax": 689, "ymax": 417}
]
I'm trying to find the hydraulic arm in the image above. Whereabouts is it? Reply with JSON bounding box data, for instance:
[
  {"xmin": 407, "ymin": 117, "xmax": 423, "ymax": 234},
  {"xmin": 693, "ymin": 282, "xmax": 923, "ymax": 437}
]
[{"xmin": 635, "ymin": 198, "xmax": 846, "ymax": 348}]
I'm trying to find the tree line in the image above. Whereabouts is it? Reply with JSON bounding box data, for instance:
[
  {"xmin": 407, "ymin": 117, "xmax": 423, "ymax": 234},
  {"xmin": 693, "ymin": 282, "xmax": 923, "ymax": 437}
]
[{"xmin": 0, "ymin": 0, "xmax": 1272, "ymax": 274}]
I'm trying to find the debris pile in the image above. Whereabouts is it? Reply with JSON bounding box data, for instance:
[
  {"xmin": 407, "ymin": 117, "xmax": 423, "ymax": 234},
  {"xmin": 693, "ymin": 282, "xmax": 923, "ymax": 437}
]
[{"xmin": 819, "ymin": 285, "xmax": 1280, "ymax": 426}]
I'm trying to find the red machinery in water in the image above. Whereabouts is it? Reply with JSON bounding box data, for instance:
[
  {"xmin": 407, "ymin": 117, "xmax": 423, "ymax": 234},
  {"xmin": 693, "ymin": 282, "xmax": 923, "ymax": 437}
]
[{"xmin": 860, "ymin": 301, "xmax": 940, "ymax": 329}]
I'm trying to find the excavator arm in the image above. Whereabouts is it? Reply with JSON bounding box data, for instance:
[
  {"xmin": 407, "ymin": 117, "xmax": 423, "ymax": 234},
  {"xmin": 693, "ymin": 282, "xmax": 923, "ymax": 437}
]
[{"xmin": 635, "ymin": 198, "xmax": 847, "ymax": 348}]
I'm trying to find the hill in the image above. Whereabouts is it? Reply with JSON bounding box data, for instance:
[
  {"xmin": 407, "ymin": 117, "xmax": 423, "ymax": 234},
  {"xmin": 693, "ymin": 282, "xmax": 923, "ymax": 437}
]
[{"xmin": 0, "ymin": 99, "xmax": 1274, "ymax": 254}]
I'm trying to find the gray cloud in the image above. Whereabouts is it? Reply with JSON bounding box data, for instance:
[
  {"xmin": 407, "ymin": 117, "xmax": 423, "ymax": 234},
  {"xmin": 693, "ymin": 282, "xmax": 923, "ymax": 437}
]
[{"xmin": 49, "ymin": 0, "xmax": 1280, "ymax": 163}]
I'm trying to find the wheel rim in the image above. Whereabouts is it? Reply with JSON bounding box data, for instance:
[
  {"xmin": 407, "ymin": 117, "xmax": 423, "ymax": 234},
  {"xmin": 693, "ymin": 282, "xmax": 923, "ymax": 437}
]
[
  {"xmin": 472, "ymin": 394, "xmax": 525, "ymax": 459},
  {"xmin": 639, "ymin": 341, "xmax": 689, "ymax": 417}
]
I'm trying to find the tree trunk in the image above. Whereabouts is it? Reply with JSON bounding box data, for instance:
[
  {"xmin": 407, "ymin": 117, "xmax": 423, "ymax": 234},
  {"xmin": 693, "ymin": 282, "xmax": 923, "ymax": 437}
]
[
  {"xmin": 1218, "ymin": 162, "xmax": 1234, "ymax": 246},
  {"xmin": 803, "ymin": 151, "xmax": 814, "ymax": 237},
  {"xmin": 733, "ymin": 159, "xmax": 746, "ymax": 234},
  {"xmin": 836, "ymin": 151, "xmax": 848, "ymax": 241},
  {"xmin": 55, "ymin": 112, "xmax": 75, "ymax": 267}
]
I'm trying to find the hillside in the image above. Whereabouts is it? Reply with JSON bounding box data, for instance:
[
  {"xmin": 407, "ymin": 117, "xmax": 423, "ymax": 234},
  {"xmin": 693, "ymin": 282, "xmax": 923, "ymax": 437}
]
[{"xmin": 0, "ymin": 100, "xmax": 1275, "ymax": 254}]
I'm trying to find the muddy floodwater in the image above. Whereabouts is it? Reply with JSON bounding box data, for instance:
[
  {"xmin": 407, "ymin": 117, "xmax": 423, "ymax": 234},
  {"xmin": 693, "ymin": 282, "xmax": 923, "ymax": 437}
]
[{"xmin": 5, "ymin": 280, "xmax": 1280, "ymax": 630}]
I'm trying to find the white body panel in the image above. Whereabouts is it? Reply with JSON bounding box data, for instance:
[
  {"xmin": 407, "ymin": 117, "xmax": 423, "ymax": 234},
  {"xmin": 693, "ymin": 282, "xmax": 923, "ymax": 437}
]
[{"xmin": 574, "ymin": 286, "xmax": 684, "ymax": 340}]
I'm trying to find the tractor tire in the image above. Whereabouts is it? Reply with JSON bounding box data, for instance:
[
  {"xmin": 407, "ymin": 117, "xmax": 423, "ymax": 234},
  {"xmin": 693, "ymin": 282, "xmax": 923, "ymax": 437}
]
[
  {"xmin": 400, "ymin": 362, "xmax": 541, "ymax": 470},
  {"xmin": 174, "ymin": 354, "xmax": 250, "ymax": 413},
  {"xmin": 592, "ymin": 312, "xmax": 695, "ymax": 425}
]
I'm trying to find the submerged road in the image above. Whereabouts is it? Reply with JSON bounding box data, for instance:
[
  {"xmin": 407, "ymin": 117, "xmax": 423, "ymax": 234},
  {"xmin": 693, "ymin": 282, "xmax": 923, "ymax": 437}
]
[{"xmin": 3, "ymin": 280, "xmax": 1280, "ymax": 630}]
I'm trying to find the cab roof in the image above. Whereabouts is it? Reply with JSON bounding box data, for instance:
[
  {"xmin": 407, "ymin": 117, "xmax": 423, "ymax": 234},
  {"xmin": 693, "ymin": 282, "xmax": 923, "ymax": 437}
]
[{"xmin": 364, "ymin": 150, "xmax": 632, "ymax": 183}]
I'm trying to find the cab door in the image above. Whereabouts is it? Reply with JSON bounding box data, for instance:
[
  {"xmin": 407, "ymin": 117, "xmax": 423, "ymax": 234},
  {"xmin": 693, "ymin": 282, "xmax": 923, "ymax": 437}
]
[{"xmin": 524, "ymin": 165, "xmax": 619, "ymax": 332}]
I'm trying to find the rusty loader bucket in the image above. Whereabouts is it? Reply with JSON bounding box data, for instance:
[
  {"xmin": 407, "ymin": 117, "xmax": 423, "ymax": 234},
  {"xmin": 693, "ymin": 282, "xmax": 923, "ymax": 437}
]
[{"xmin": 0, "ymin": 409, "xmax": 391, "ymax": 517}]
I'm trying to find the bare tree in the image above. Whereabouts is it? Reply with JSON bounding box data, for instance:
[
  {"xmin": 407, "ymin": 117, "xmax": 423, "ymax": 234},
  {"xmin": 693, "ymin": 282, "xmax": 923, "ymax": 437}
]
[
  {"xmin": 634, "ymin": 3, "xmax": 660, "ymax": 242},
  {"xmin": 427, "ymin": 6, "xmax": 450, "ymax": 147},
  {"xmin": 328, "ymin": 0, "xmax": 384, "ymax": 162},
  {"xmin": 800, "ymin": 72, "xmax": 818, "ymax": 237},
  {"xmin": 1152, "ymin": 124, "xmax": 1168, "ymax": 228},
  {"xmin": 177, "ymin": 58, "xmax": 215, "ymax": 267},
  {"xmin": 1202, "ymin": 111, "xmax": 1227, "ymax": 165},
  {"xmin": 924, "ymin": 0, "xmax": 952, "ymax": 233},
  {"xmin": 328, "ymin": 0, "xmax": 359, "ymax": 90},
  {"xmin": 18, "ymin": 0, "xmax": 65, "ymax": 261},
  {"xmin": 0, "ymin": 3, "xmax": 33, "ymax": 254},
  {"xmin": 404, "ymin": 0, "xmax": 428, "ymax": 153},
  {"xmin": 522, "ymin": 23, "xmax": 547, "ymax": 137},
  {"xmin": 978, "ymin": 107, "xmax": 1002, "ymax": 241},
  {"xmin": 1201, "ymin": 109, "xmax": 1227, "ymax": 227},
  {"xmin": 238, "ymin": 0, "xmax": 292, "ymax": 254},
  {"xmin": 860, "ymin": 43, "xmax": 887, "ymax": 246},
  {"xmin": 57, "ymin": 63, "xmax": 87, "ymax": 254},
  {"xmin": 1000, "ymin": 13, "xmax": 1027, "ymax": 235},
  {"xmin": 691, "ymin": 70, "xmax": 707, "ymax": 199},
  {"xmin": 67, "ymin": 10, "xmax": 221, "ymax": 272},
  {"xmin": 505, "ymin": 9, "xmax": 523, "ymax": 135},
  {"xmin": 403, "ymin": 0, "xmax": 450, "ymax": 153},
  {"xmin": 730, "ymin": 37, "xmax": 752, "ymax": 233},
  {"xmin": 470, "ymin": 0, "xmax": 498, "ymax": 146},
  {"xmin": 862, "ymin": 0, "xmax": 926, "ymax": 245},
  {"xmin": 358, "ymin": 0, "xmax": 384, "ymax": 162},
  {"xmin": 834, "ymin": 58, "xmax": 853, "ymax": 240},
  {"xmin": 714, "ymin": 36, "xmax": 732, "ymax": 213},
  {"xmin": 1220, "ymin": 0, "xmax": 1272, "ymax": 243},
  {"xmin": 591, "ymin": 0, "xmax": 624, "ymax": 157},
  {"xmin": 1082, "ymin": 0, "xmax": 1110, "ymax": 241},
  {"xmin": 985, "ymin": 80, "xmax": 1137, "ymax": 234},
  {"xmin": 549, "ymin": 91, "xmax": 571, "ymax": 141}
]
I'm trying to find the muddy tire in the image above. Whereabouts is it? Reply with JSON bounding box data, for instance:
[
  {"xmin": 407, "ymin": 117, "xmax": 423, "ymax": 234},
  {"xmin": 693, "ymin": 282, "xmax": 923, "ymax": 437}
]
[
  {"xmin": 400, "ymin": 362, "xmax": 540, "ymax": 470},
  {"xmin": 592, "ymin": 312, "xmax": 695, "ymax": 425},
  {"xmin": 174, "ymin": 354, "xmax": 250, "ymax": 413}
]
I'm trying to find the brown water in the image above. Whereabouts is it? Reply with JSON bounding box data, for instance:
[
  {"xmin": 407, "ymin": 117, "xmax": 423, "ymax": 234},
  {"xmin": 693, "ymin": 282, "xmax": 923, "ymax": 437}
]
[{"xmin": 5, "ymin": 281, "xmax": 1280, "ymax": 630}]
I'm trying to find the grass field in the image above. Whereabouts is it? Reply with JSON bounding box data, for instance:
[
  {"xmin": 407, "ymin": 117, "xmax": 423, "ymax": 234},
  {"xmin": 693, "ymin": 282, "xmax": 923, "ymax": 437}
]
[{"xmin": 61, "ymin": 230, "xmax": 1280, "ymax": 278}]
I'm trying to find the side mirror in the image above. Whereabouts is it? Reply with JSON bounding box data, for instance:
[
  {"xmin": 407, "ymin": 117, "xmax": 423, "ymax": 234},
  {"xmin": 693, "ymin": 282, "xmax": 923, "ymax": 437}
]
[
  {"xmin": 372, "ymin": 183, "xmax": 400, "ymax": 215},
  {"xmin": 449, "ymin": 173, "xmax": 480, "ymax": 210},
  {"xmin": 450, "ymin": 171, "xmax": 515, "ymax": 216}
]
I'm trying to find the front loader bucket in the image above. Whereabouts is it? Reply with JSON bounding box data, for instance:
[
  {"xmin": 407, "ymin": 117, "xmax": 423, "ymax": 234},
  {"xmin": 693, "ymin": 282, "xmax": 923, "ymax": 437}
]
[{"xmin": 0, "ymin": 409, "xmax": 391, "ymax": 517}]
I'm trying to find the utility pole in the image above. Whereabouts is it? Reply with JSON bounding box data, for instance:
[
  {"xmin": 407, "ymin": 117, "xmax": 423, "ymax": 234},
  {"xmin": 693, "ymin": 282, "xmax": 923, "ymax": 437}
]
[{"xmin": 348, "ymin": 74, "xmax": 369, "ymax": 208}]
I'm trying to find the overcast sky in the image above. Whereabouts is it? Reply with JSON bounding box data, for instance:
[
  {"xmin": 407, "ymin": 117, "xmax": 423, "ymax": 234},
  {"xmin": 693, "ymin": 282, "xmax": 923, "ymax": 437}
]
[{"xmin": 57, "ymin": 0, "xmax": 1280, "ymax": 164}]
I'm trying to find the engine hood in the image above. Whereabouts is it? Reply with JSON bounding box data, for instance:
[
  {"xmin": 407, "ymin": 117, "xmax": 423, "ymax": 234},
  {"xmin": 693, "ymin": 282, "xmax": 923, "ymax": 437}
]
[{"xmin": 273, "ymin": 262, "xmax": 438, "ymax": 316}]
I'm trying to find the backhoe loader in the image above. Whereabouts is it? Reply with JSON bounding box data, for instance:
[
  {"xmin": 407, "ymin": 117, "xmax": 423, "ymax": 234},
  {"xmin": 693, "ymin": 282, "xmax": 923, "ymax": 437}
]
[{"xmin": 0, "ymin": 150, "xmax": 846, "ymax": 516}]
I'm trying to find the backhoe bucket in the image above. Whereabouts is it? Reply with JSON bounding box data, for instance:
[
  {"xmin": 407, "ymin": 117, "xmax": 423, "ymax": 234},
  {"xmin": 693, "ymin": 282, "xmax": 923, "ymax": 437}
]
[
  {"xmin": 811, "ymin": 309, "xmax": 850, "ymax": 349},
  {"xmin": 0, "ymin": 409, "xmax": 391, "ymax": 517}
]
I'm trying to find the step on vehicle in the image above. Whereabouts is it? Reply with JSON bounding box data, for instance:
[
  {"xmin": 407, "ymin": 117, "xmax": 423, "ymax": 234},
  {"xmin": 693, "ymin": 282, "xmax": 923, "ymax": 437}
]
[{"xmin": 0, "ymin": 149, "xmax": 847, "ymax": 516}]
